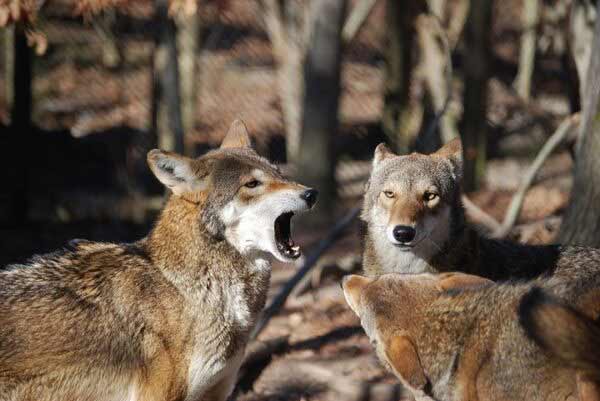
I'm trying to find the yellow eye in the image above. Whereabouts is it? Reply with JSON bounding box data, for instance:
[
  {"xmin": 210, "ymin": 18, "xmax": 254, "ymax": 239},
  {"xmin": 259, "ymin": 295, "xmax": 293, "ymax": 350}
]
[
  {"xmin": 383, "ymin": 191, "xmax": 394, "ymax": 198},
  {"xmin": 424, "ymin": 192, "xmax": 438, "ymax": 202},
  {"xmin": 245, "ymin": 180, "xmax": 261, "ymax": 188}
]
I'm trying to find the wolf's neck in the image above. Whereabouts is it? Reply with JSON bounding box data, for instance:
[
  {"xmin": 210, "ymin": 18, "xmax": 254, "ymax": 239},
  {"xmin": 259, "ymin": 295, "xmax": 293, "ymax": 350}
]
[
  {"xmin": 416, "ymin": 293, "xmax": 489, "ymax": 398},
  {"xmin": 146, "ymin": 196, "xmax": 269, "ymax": 284}
]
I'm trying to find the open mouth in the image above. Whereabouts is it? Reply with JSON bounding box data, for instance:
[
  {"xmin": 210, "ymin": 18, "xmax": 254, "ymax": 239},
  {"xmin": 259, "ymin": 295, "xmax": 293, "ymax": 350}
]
[{"xmin": 274, "ymin": 212, "xmax": 300, "ymax": 259}]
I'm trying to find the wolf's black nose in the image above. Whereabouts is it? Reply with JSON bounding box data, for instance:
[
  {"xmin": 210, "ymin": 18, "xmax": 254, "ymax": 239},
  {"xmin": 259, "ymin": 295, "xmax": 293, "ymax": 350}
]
[
  {"xmin": 393, "ymin": 225, "xmax": 416, "ymax": 243},
  {"xmin": 301, "ymin": 189, "xmax": 318, "ymax": 208}
]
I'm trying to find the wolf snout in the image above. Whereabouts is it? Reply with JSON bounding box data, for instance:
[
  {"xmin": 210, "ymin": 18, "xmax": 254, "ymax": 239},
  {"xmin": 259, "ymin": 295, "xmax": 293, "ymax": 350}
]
[
  {"xmin": 393, "ymin": 225, "xmax": 416, "ymax": 243},
  {"xmin": 300, "ymin": 189, "xmax": 318, "ymax": 208}
]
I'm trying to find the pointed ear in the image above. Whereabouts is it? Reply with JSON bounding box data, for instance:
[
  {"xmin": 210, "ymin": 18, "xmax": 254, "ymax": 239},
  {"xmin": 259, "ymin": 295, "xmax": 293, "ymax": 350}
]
[
  {"xmin": 342, "ymin": 275, "xmax": 373, "ymax": 315},
  {"xmin": 434, "ymin": 137, "xmax": 462, "ymax": 159},
  {"xmin": 433, "ymin": 138, "xmax": 463, "ymax": 178},
  {"xmin": 147, "ymin": 150, "xmax": 209, "ymax": 195},
  {"xmin": 220, "ymin": 119, "xmax": 252, "ymax": 149},
  {"xmin": 435, "ymin": 272, "xmax": 493, "ymax": 292},
  {"xmin": 373, "ymin": 143, "xmax": 395, "ymax": 168},
  {"xmin": 384, "ymin": 335, "xmax": 427, "ymax": 391}
]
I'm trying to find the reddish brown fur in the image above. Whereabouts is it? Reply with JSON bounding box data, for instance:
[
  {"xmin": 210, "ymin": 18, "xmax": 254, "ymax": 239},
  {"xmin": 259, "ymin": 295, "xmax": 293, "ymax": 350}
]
[
  {"xmin": 387, "ymin": 198, "xmax": 422, "ymax": 227},
  {"xmin": 344, "ymin": 272, "xmax": 600, "ymax": 401},
  {"xmin": 0, "ymin": 120, "xmax": 315, "ymax": 401}
]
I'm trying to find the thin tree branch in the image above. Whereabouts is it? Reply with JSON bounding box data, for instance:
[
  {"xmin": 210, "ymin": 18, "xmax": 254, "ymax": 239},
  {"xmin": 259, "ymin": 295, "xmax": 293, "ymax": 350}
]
[
  {"xmin": 341, "ymin": 0, "xmax": 379, "ymax": 43},
  {"xmin": 461, "ymin": 194, "xmax": 501, "ymax": 233},
  {"xmin": 260, "ymin": 0, "xmax": 287, "ymax": 62},
  {"xmin": 513, "ymin": 0, "xmax": 539, "ymax": 101},
  {"xmin": 492, "ymin": 113, "xmax": 580, "ymax": 238},
  {"xmin": 422, "ymin": 11, "xmax": 454, "ymax": 142}
]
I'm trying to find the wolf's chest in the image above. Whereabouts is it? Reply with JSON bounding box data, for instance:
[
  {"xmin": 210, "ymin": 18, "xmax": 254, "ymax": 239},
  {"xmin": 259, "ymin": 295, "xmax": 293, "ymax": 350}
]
[
  {"xmin": 184, "ymin": 348, "xmax": 244, "ymax": 401},
  {"xmin": 371, "ymin": 230, "xmax": 433, "ymax": 274},
  {"xmin": 182, "ymin": 262, "xmax": 270, "ymax": 399},
  {"xmin": 223, "ymin": 263, "xmax": 270, "ymax": 329},
  {"xmin": 222, "ymin": 281, "xmax": 254, "ymax": 328}
]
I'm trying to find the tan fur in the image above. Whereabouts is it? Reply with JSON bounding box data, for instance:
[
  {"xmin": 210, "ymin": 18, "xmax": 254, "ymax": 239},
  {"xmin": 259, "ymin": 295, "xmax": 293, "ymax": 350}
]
[
  {"xmin": 0, "ymin": 121, "xmax": 316, "ymax": 401},
  {"xmin": 219, "ymin": 119, "xmax": 252, "ymax": 149},
  {"xmin": 519, "ymin": 286, "xmax": 600, "ymax": 401},
  {"xmin": 519, "ymin": 289, "xmax": 600, "ymax": 401},
  {"xmin": 343, "ymin": 271, "xmax": 600, "ymax": 401},
  {"xmin": 362, "ymin": 139, "xmax": 600, "ymax": 281}
]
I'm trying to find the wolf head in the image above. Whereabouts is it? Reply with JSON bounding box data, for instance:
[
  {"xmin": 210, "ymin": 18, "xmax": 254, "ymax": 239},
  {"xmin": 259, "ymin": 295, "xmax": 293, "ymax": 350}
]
[
  {"xmin": 342, "ymin": 272, "xmax": 492, "ymax": 394},
  {"xmin": 362, "ymin": 139, "xmax": 463, "ymax": 272},
  {"xmin": 147, "ymin": 120, "xmax": 318, "ymax": 262}
]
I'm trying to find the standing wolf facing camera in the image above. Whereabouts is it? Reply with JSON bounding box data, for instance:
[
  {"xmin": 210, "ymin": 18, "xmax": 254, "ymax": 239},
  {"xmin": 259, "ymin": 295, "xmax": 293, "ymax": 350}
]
[
  {"xmin": 361, "ymin": 138, "xmax": 600, "ymax": 280},
  {"xmin": 0, "ymin": 120, "xmax": 317, "ymax": 401}
]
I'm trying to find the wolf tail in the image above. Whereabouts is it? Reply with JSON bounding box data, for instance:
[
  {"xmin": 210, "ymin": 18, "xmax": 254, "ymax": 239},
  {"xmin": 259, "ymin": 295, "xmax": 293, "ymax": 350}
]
[{"xmin": 519, "ymin": 286, "xmax": 600, "ymax": 375}]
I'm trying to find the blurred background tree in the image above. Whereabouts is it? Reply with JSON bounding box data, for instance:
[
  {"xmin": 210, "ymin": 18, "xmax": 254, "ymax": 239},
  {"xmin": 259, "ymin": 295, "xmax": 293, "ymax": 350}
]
[{"xmin": 558, "ymin": 0, "xmax": 600, "ymax": 247}]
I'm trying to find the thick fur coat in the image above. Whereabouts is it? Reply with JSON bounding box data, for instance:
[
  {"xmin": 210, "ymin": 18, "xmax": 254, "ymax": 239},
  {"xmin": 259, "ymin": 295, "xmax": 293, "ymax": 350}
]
[{"xmin": 0, "ymin": 120, "xmax": 317, "ymax": 401}]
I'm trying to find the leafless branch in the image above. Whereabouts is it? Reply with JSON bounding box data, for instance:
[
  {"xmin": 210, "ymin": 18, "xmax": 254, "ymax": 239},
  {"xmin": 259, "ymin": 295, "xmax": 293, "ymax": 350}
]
[
  {"xmin": 341, "ymin": 0, "xmax": 378, "ymax": 43},
  {"xmin": 492, "ymin": 113, "xmax": 580, "ymax": 238},
  {"xmin": 462, "ymin": 113, "xmax": 580, "ymax": 238},
  {"xmin": 420, "ymin": 11, "xmax": 455, "ymax": 142},
  {"xmin": 513, "ymin": 0, "xmax": 540, "ymax": 101},
  {"xmin": 259, "ymin": 0, "xmax": 287, "ymax": 61},
  {"xmin": 461, "ymin": 194, "xmax": 502, "ymax": 233}
]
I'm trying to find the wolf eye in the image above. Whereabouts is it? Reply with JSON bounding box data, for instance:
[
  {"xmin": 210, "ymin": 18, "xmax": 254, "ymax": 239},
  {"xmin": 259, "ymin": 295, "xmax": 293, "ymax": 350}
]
[
  {"xmin": 383, "ymin": 191, "xmax": 394, "ymax": 198},
  {"xmin": 244, "ymin": 180, "xmax": 261, "ymax": 188},
  {"xmin": 424, "ymin": 192, "xmax": 438, "ymax": 202}
]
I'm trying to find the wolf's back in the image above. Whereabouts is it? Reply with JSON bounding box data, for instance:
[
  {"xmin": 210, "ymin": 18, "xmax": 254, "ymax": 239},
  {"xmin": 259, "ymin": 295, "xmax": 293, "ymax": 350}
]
[{"xmin": 519, "ymin": 287, "xmax": 600, "ymax": 376}]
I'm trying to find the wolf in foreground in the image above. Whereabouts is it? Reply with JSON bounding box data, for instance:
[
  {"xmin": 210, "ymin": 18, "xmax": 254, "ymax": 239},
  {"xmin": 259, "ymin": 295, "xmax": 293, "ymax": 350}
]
[
  {"xmin": 343, "ymin": 271, "xmax": 600, "ymax": 401},
  {"xmin": 361, "ymin": 138, "xmax": 600, "ymax": 280},
  {"xmin": 519, "ymin": 287, "xmax": 600, "ymax": 401},
  {"xmin": 0, "ymin": 120, "xmax": 317, "ymax": 401}
]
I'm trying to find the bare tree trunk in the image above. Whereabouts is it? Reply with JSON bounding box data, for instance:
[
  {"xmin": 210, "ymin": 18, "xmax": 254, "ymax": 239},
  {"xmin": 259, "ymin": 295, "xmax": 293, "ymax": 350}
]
[
  {"xmin": 1, "ymin": 24, "xmax": 31, "ymax": 223},
  {"xmin": 569, "ymin": 0, "xmax": 596, "ymax": 132},
  {"xmin": 558, "ymin": 0, "xmax": 600, "ymax": 246},
  {"xmin": 151, "ymin": 0, "xmax": 184, "ymax": 154},
  {"xmin": 296, "ymin": 0, "xmax": 346, "ymax": 224},
  {"xmin": 416, "ymin": 13, "xmax": 456, "ymax": 145},
  {"xmin": 381, "ymin": 0, "xmax": 423, "ymax": 153},
  {"xmin": 278, "ymin": 49, "xmax": 303, "ymax": 163},
  {"xmin": 341, "ymin": 0, "xmax": 378, "ymax": 43},
  {"xmin": 449, "ymin": 0, "xmax": 470, "ymax": 47},
  {"xmin": 11, "ymin": 24, "xmax": 31, "ymax": 130},
  {"xmin": 262, "ymin": 0, "xmax": 307, "ymax": 164},
  {"xmin": 426, "ymin": 0, "xmax": 469, "ymax": 49},
  {"xmin": 3, "ymin": 26, "xmax": 15, "ymax": 118},
  {"xmin": 176, "ymin": 12, "xmax": 201, "ymax": 155},
  {"xmin": 461, "ymin": 0, "xmax": 492, "ymax": 191},
  {"xmin": 427, "ymin": 0, "xmax": 444, "ymax": 18},
  {"xmin": 513, "ymin": 0, "xmax": 539, "ymax": 101},
  {"xmin": 94, "ymin": 9, "xmax": 122, "ymax": 69}
]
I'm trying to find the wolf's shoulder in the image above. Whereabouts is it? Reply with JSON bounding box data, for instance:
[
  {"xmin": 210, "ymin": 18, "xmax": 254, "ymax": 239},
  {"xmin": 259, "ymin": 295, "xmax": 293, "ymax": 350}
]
[
  {"xmin": 555, "ymin": 245, "xmax": 600, "ymax": 262},
  {"xmin": 0, "ymin": 239, "xmax": 153, "ymax": 291},
  {"xmin": 540, "ymin": 244, "xmax": 600, "ymax": 277}
]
